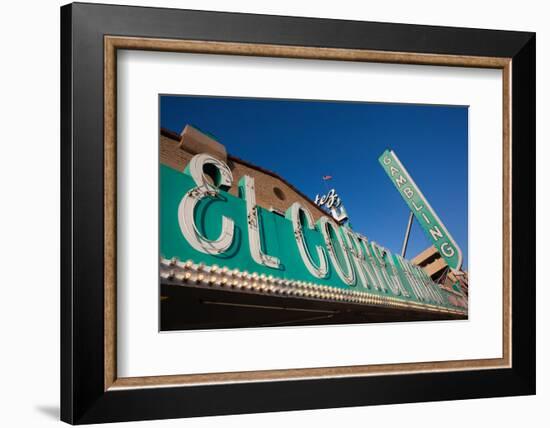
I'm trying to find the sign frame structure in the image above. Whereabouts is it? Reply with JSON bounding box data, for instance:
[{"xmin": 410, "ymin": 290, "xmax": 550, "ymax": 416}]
[
  {"xmin": 379, "ymin": 149, "xmax": 464, "ymax": 272},
  {"xmin": 61, "ymin": 2, "xmax": 533, "ymax": 424}
]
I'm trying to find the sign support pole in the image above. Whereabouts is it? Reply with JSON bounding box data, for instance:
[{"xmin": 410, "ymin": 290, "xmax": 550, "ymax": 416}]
[{"xmin": 401, "ymin": 211, "xmax": 414, "ymax": 257}]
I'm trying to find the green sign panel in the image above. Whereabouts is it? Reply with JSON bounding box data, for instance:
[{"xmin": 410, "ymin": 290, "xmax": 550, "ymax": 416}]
[
  {"xmin": 378, "ymin": 149, "xmax": 463, "ymax": 271},
  {"xmin": 160, "ymin": 153, "xmax": 467, "ymax": 313}
]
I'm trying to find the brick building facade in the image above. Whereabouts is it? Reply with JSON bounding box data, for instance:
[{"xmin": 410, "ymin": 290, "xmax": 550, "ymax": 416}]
[{"xmin": 160, "ymin": 125, "xmax": 335, "ymax": 225}]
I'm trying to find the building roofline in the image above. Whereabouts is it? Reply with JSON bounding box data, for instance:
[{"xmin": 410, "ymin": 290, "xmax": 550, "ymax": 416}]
[
  {"xmin": 160, "ymin": 128, "xmax": 335, "ymax": 222},
  {"xmin": 161, "ymin": 128, "xmax": 182, "ymax": 141}
]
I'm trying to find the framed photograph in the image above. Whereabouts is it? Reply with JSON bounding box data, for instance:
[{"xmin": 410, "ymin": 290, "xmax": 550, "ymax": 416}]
[{"xmin": 61, "ymin": 2, "xmax": 535, "ymax": 424}]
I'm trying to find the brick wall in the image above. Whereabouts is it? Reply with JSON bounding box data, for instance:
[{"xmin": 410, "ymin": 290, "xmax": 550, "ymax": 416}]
[{"xmin": 160, "ymin": 130, "xmax": 332, "ymax": 224}]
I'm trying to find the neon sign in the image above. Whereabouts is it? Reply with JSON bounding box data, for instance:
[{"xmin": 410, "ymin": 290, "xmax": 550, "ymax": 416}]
[{"xmin": 161, "ymin": 153, "xmax": 467, "ymax": 313}]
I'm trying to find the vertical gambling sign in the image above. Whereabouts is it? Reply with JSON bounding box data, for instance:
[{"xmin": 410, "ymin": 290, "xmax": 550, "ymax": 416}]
[{"xmin": 378, "ymin": 149, "xmax": 463, "ymax": 272}]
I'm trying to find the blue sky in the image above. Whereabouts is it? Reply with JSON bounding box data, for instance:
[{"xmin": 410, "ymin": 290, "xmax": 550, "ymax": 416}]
[{"xmin": 160, "ymin": 95, "xmax": 468, "ymax": 269}]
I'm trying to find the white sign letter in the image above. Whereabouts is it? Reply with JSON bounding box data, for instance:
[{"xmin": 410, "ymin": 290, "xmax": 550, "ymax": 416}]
[
  {"xmin": 286, "ymin": 203, "xmax": 328, "ymax": 278},
  {"xmin": 239, "ymin": 175, "xmax": 280, "ymax": 269},
  {"xmin": 178, "ymin": 154, "xmax": 234, "ymax": 255}
]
